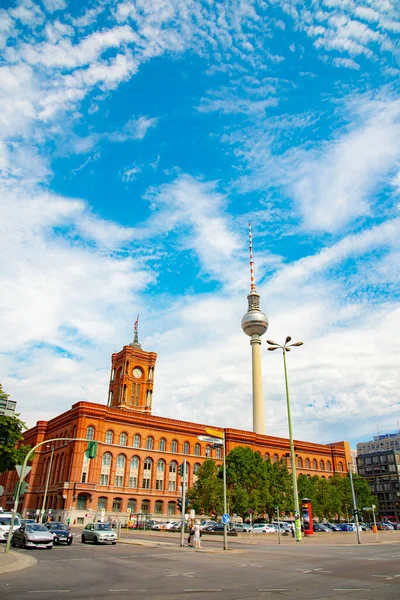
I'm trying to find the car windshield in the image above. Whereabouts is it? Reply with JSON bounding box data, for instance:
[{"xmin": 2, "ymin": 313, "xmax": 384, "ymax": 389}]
[
  {"xmin": 94, "ymin": 524, "xmax": 112, "ymax": 531},
  {"xmin": 0, "ymin": 518, "xmax": 12, "ymax": 525},
  {"xmin": 49, "ymin": 523, "xmax": 68, "ymax": 530},
  {"xmin": 26, "ymin": 524, "xmax": 48, "ymax": 532}
]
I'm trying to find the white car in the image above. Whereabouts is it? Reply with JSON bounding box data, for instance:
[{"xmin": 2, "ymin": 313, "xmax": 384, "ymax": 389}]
[
  {"xmin": 252, "ymin": 523, "xmax": 276, "ymax": 533},
  {"xmin": 230, "ymin": 523, "xmax": 252, "ymax": 533},
  {"xmin": 199, "ymin": 520, "xmax": 217, "ymax": 531},
  {"xmin": 0, "ymin": 513, "xmax": 22, "ymax": 542},
  {"xmin": 81, "ymin": 522, "xmax": 117, "ymax": 544}
]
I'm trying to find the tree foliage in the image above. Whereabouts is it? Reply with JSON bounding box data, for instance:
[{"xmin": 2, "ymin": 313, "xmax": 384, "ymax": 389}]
[
  {"xmin": 187, "ymin": 444, "xmax": 377, "ymax": 522},
  {"xmin": 0, "ymin": 383, "xmax": 32, "ymax": 474}
]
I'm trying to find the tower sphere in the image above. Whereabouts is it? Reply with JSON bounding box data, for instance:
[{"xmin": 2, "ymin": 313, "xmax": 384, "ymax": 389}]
[{"xmin": 241, "ymin": 307, "xmax": 269, "ymax": 337}]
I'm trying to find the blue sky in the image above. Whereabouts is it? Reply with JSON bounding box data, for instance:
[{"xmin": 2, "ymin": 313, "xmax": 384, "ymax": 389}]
[{"xmin": 0, "ymin": 0, "xmax": 399, "ymax": 448}]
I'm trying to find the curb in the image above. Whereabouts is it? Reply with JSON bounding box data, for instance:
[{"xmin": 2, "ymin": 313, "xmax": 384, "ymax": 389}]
[
  {"xmin": 0, "ymin": 550, "xmax": 37, "ymax": 575},
  {"xmin": 118, "ymin": 539, "xmax": 175, "ymax": 547}
]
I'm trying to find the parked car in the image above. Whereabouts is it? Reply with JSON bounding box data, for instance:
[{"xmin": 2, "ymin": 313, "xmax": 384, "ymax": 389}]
[
  {"xmin": 202, "ymin": 523, "xmax": 225, "ymax": 532},
  {"xmin": 230, "ymin": 523, "xmax": 252, "ymax": 533},
  {"xmin": 313, "ymin": 523, "xmax": 330, "ymax": 532},
  {"xmin": 252, "ymin": 523, "xmax": 276, "ymax": 533},
  {"xmin": 272, "ymin": 521, "xmax": 292, "ymax": 532},
  {"xmin": 45, "ymin": 522, "xmax": 73, "ymax": 545},
  {"xmin": 81, "ymin": 523, "xmax": 117, "ymax": 545},
  {"xmin": 0, "ymin": 513, "xmax": 22, "ymax": 542},
  {"xmin": 12, "ymin": 523, "xmax": 53, "ymax": 549},
  {"xmin": 325, "ymin": 523, "xmax": 341, "ymax": 532},
  {"xmin": 199, "ymin": 520, "xmax": 217, "ymax": 531},
  {"xmin": 358, "ymin": 523, "xmax": 371, "ymax": 531},
  {"xmin": 339, "ymin": 523, "xmax": 356, "ymax": 531}
]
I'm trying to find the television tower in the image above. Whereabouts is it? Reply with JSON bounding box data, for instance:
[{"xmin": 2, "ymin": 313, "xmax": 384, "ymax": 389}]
[{"xmin": 241, "ymin": 224, "xmax": 268, "ymax": 434}]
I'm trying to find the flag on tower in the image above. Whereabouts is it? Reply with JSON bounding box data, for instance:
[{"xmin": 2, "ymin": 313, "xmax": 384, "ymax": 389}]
[{"xmin": 134, "ymin": 315, "xmax": 139, "ymax": 331}]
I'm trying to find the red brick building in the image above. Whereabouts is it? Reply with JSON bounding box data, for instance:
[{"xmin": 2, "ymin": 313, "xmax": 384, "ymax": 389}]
[{"xmin": 0, "ymin": 335, "xmax": 350, "ymax": 525}]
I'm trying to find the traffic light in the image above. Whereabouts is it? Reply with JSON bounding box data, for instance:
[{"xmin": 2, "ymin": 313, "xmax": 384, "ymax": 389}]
[
  {"xmin": 88, "ymin": 441, "xmax": 98, "ymax": 459},
  {"xmin": 184, "ymin": 498, "xmax": 190, "ymax": 512},
  {"xmin": 177, "ymin": 497, "xmax": 183, "ymax": 512},
  {"xmin": 179, "ymin": 463, "xmax": 184, "ymax": 477},
  {"xmin": 14, "ymin": 481, "xmax": 28, "ymax": 498}
]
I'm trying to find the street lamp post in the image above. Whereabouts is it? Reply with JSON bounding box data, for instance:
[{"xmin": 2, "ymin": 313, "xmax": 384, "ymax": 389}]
[
  {"xmin": 40, "ymin": 445, "xmax": 55, "ymax": 523},
  {"xmin": 267, "ymin": 336, "xmax": 303, "ymax": 542},
  {"xmin": 348, "ymin": 462, "xmax": 361, "ymax": 544}
]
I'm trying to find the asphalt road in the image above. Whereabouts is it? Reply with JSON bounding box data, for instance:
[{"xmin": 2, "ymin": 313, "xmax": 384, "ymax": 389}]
[{"xmin": 1, "ymin": 536, "xmax": 400, "ymax": 600}]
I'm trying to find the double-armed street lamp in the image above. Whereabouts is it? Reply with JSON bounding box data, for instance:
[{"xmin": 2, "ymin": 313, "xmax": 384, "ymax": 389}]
[
  {"xmin": 40, "ymin": 444, "xmax": 55, "ymax": 523},
  {"xmin": 267, "ymin": 336, "xmax": 303, "ymax": 542}
]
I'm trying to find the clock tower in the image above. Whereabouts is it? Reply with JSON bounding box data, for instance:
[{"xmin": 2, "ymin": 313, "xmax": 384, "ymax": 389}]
[{"xmin": 107, "ymin": 322, "xmax": 157, "ymax": 414}]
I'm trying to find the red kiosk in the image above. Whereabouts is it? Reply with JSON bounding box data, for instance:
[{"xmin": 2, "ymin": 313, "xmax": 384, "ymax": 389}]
[{"xmin": 302, "ymin": 498, "xmax": 314, "ymax": 536}]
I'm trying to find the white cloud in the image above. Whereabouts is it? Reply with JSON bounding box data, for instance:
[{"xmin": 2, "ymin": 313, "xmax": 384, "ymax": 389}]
[
  {"xmin": 289, "ymin": 97, "xmax": 400, "ymax": 232},
  {"xmin": 120, "ymin": 163, "xmax": 141, "ymax": 182},
  {"xmin": 332, "ymin": 56, "xmax": 360, "ymax": 69}
]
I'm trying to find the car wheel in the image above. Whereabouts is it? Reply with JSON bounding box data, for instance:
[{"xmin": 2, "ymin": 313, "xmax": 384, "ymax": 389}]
[
  {"xmin": 93, "ymin": 536, "xmax": 98, "ymax": 545},
  {"xmin": 22, "ymin": 538, "xmax": 26, "ymax": 549},
  {"xmin": 81, "ymin": 535, "xmax": 86, "ymax": 544},
  {"xmin": 46, "ymin": 546, "xmax": 52, "ymax": 550},
  {"xmin": 67, "ymin": 539, "xmax": 72, "ymax": 546},
  {"xmin": 112, "ymin": 541, "xmax": 117, "ymax": 545}
]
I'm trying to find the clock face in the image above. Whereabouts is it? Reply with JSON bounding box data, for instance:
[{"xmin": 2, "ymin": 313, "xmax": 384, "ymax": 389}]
[{"xmin": 133, "ymin": 367, "xmax": 142, "ymax": 379}]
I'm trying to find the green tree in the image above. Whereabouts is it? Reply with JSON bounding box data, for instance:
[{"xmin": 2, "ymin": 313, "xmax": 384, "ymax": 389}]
[
  {"xmin": 225, "ymin": 446, "xmax": 269, "ymax": 520},
  {"xmin": 264, "ymin": 458, "xmax": 293, "ymax": 518},
  {"xmin": 186, "ymin": 459, "xmax": 223, "ymax": 516},
  {"xmin": 0, "ymin": 384, "xmax": 31, "ymax": 473}
]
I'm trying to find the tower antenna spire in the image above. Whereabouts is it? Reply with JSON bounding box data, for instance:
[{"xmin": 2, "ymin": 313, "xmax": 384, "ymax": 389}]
[{"xmin": 248, "ymin": 222, "xmax": 256, "ymax": 292}]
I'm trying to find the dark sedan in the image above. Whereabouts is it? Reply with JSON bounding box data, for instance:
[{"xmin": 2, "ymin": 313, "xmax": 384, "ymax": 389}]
[
  {"xmin": 45, "ymin": 522, "xmax": 73, "ymax": 545},
  {"xmin": 204, "ymin": 523, "xmax": 225, "ymax": 532}
]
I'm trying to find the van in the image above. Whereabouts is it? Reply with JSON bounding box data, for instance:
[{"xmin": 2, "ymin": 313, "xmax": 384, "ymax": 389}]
[{"xmin": 0, "ymin": 513, "xmax": 22, "ymax": 541}]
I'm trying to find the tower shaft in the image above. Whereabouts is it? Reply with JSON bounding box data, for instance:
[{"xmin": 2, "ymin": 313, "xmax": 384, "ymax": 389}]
[{"xmin": 251, "ymin": 335, "xmax": 266, "ymax": 434}]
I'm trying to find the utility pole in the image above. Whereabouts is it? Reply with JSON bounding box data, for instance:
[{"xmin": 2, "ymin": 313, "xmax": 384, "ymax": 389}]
[
  {"xmin": 40, "ymin": 445, "xmax": 55, "ymax": 523},
  {"xmin": 348, "ymin": 463, "xmax": 361, "ymax": 544},
  {"xmin": 180, "ymin": 458, "xmax": 187, "ymax": 548}
]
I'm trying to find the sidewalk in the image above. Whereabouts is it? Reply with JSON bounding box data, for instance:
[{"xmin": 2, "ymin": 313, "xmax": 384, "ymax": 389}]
[{"xmin": 0, "ymin": 548, "xmax": 37, "ymax": 575}]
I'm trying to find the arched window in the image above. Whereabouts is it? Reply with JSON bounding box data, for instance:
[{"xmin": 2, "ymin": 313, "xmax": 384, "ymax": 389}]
[
  {"xmin": 215, "ymin": 447, "xmax": 221, "ymax": 459},
  {"xmin": 273, "ymin": 454, "xmax": 279, "ymax": 463},
  {"xmin": 112, "ymin": 497, "xmax": 122, "ymax": 512},
  {"xmin": 206, "ymin": 445, "xmax": 211, "ymax": 458},
  {"xmin": 169, "ymin": 460, "xmax": 177, "ymax": 473},
  {"xmin": 194, "ymin": 463, "xmax": 201, "ymax": 474},
  {"xmin": 159, "ymin": 438, "xmax": 166, "ymax": 452},
  {"xmin": 144, "ymin": 458, "xmax": 152, "ymax": 471},
  {"xmin": 338, "ymin": 461, "xmax": 343, "ymax": 472},
  {"xmin": 77, "ymin": 495, "xmax": 88, "ymax": 510},
  {"xmin": 155, "ymin": 500, "xmax": 163, "ymax": 514},
  {"xmin": 86, "ymin": 426, "xmax": 95, "ymax": 441},
  {"xmin": 134, "ymin": 434, "xmax": 141, "ymax": 449},
  {"xmin": 157, "ymin": 459, "xmax": 165, "ymax": 472},
  {"xmin": 141, "ymin": 499, "xmax": 150, "ymax": 513},
  {"xmin": 105, "ymin": 430, "xmax": 113, "ymax": 444},
  {"xmin": 183, "ymin": 442, "xmax": 190, "ymax": 455},
  {"xmin": 194, "ymin": 444, "xmax": 201, "ymax": 456},
  {"xmin": 97, "ymin": 497, "xmax": 107, "ymax": 510},
  {"xmin": 312, "ymin": 459, "xmax": 318, "ymax": 470},
  {"xmin": 102, "ymin": 452, "xmax": 112, "ymax": 466},
  {"xmin": 298, "ymin": 457, "xmax": 303, "ymax": 468},
  {"xmin": 127, "ymin": 498, "xmax": 136, "ymax": 512},
  {"xmin": 156, "ymin": 460, "xmax": 165, "ymax": 490},
  {"xmin": 117, "ymin": 367, "xmax": 123, "ymax": 379},
  {"xmin": 146, "ymin": 436, "xmax": 154, "ymax": 450},
  {"xmin": 168, "ymin": 501, "xmax": 176, "ymax": 515},
  {"xmin": 120, "ymin": 432, "xmax": 128, "ymax": 446},
  {"xmin": 116, "ymin": 454, "xmax": 126, "ymax": 468},
  {"xmin": 320, "ymin": 460, "xmax": 325, "ymax": 470},
  {"xmin": 305, "ymin": 458, "xmax": 310, "ymax": 469},
  {"xmin": 143, "ymin": 458, "xmax": 152, "ymax": 489},
  {"xmin": 131, "ymin": 456, "xmax": 139, "ymax": 469},
  {"xmin": 326, "ymin": 460, "xmax": 331, "ymax": 471},
  {"xmin": 265, "ymin": 452, "xmax": 270, "ymax": 461},
  {"xmin": 171, "ymin": 440, "xmax": 178, "ymax": 453}
]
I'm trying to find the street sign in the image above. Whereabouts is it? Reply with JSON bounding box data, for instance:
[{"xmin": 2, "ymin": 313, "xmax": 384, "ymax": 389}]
[
  {"xmin": 127, "ymin": 508, "xmax": 131, "ymax": 513},
  {"xmin": 190, "ymin": 509, "xmax": 195, "ymax": 519},
  {"xmin": 222, "ymin": 513, "xmax": 230, "ymax": 525},
  {"xmin": 198, "ymin": 435, "xmax": 223, "ymax": 444},
  {"xmin": 15, "ymin": 465, "xmax": 32, "ymax": 479},
  {"xmin": 206, "ymin": 428, "xmax": 224, "ymax": 439},
  {"xmin": 248, "ymin": 509, "xmax": 253, "ymax": 514}
]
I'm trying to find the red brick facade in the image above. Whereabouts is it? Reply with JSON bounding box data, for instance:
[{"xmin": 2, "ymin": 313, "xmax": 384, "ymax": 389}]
[{"xmin": 0, "ymin": 341, "xmax": 350, "ymax": 525}]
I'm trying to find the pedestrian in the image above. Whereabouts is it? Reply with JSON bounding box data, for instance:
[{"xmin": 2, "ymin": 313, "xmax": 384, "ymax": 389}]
[
  {"xmin": 188, "ymin": 520, "xmax": 195, "ymax": 547},
  {"xmin": 67, "ymin": 517, "xmax": 71, "ymax": 528},
  {"xmin": 193, "ymin": 521, "xmax": 201, "ymax": 549},
  {"xmin": 291, "ymin": 523, "xmax": 295, "ymax": 538}
]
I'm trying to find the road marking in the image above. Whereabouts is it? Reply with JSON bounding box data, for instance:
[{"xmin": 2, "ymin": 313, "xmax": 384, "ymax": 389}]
[
  {"xmin": 295, "ymin": 567, "xmax": 332, "ymax": 574},
  {"xmin": 333, "ymin": 589, "xmax": 370, "ymax": 592},
  {"xmin": 109, "ymin": 590, "xmax": 130, "ymax": 593}
]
